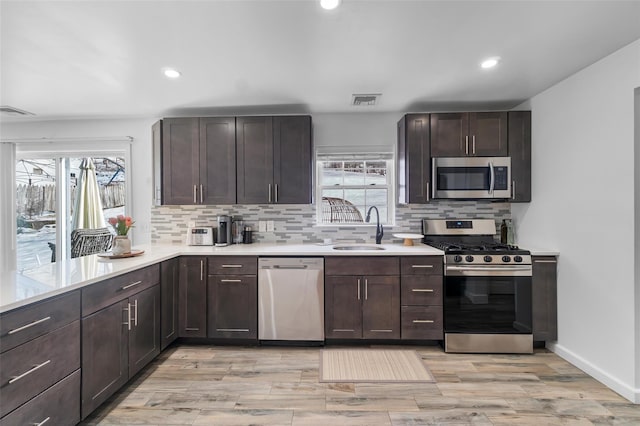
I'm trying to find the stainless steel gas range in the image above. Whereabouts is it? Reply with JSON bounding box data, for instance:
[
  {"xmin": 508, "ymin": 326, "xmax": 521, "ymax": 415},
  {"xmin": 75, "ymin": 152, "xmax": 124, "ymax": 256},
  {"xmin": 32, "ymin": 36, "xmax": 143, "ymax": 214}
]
[{"xmin": 423, "ymin": 219, "xmax": 533, "ymax": 354}]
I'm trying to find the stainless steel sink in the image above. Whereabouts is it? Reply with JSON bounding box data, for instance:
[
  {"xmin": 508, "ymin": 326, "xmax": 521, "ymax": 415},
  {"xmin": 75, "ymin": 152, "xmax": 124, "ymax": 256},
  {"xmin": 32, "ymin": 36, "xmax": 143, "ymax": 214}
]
[{"xmin": 332, "ymin": 245, "xmax": 385, "ymax": 251}]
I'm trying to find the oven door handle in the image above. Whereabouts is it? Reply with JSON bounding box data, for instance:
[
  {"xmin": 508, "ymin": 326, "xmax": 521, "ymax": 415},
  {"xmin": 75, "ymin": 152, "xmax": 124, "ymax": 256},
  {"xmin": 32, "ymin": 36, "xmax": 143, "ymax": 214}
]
[{"xmin": 445, "ymin": 265, "xmax": 532, "ymax": 277}]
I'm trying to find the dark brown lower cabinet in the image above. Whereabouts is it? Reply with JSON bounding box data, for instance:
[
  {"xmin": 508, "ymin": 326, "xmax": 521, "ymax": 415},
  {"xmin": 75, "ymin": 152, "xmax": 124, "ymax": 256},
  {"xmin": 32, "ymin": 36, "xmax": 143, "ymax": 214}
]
[
  {"xmin": 325, "ymin": 275, "xmax": 400, "ymax": 339},
  {"xmin": 81, "ymin": 285, "xmax": 160, "ymax": 419},
  {"xmin": 207, "ymin": 275, "xmax": 258, "ymax": 340},
  {"xmin": 161, "ymin": 258, "xmax": 179, "ymax": 349},
  {"xmin": 532, "ymin": 256, "xmax": 558, "ymax": 341},
  {"xmin": 179, "ymin": 256, "xmax": 207, "ymax": 337}
]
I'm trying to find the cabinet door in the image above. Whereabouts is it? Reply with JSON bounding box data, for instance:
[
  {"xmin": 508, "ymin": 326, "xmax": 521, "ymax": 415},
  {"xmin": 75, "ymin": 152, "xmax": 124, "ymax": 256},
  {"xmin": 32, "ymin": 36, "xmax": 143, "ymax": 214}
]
[
  {"xmin": 398, "ymin": 114, "xmax": 431, "ymax": 203},
  {"xmin": 200, "ymin": 117, "xmax": 236, "ymax": 204},
  {"xmin": 81, "ymin": 300, "xmax": 128, "ymax": 419},
  {"xmin": 236, "ymin": 116, "xmax": 274, "ymax": 204},
  {"xmin": 208, "ymin": 275, "xmax": 257, "ymax": 339},
  {"xmin": 532, "ymin": 256, "xmax": 557, "ymax": 341},
  {"xmin": 178, "ymin": 257, "xmax": 207, "ymax": 337},
  {"xmin": 160, "ymin": 258, "xmax": 179, "ymax": 350},
  {"xmin": 508, "ymin": 111, "xmax": 532, "ymax": 202},
  {"xmin": 273, "ymin": 116, "xmax": 312, "ymax": 204},
  {"xmin": 162, "ymin": 118, "xmax": 199, "ymax": 205},
  {"xmin": 325, "ymin": 276, "xmax": 362, "ymax": 339},
  {"xmin": 362, "ymin": 275, "xmax": 400, "ymax": 339},
  {"xmin": 469, "ymin": 112, "xmax": 508, "ymax": 156},
  {"xmin": 430, "ymin": 113, "xmax": 468, "ymax": 157},
  {"xmin": 129, "ymin": 285, "xmax": 161, "ymax": 378}
]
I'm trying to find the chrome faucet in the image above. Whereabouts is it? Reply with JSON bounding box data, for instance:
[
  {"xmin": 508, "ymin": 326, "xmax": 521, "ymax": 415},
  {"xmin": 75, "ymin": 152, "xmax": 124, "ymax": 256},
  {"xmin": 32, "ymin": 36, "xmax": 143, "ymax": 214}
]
[{"xmin": 365, "ymin": 206, "xmax": 383, "ymax": 244}]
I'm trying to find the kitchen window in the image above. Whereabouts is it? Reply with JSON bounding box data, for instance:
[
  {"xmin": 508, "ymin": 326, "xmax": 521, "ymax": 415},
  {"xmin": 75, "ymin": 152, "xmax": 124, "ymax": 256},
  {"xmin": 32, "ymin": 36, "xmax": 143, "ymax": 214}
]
[{"xmin": 316, "ymin": 153, "xmax": 394, "ymax": 225}]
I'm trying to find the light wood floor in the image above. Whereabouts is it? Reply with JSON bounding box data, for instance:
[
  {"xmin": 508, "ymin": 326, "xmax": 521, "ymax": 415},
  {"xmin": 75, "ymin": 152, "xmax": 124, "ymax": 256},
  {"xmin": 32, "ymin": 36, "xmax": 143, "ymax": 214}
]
[{"xmin": 81, "ymin": 344, "xmax": 640, "ymax": 425}]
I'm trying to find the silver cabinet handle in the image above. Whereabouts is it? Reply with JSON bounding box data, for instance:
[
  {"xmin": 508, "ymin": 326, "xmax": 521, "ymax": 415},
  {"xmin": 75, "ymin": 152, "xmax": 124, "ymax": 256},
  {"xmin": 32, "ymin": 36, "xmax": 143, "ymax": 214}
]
[
  {"xmin": 411, "ymin": 265, "xmax": 434, "ymax": 269},
  {"xmin": 184, "ymin": 327, "xmax": 200, "ymax": 331},
  {"xmin": 121, "ymin": 280, "xmax": 142, "ymax": 290},
  {"xmin": 220, "ymin": 279, "xmax": 242, "ymax": 283},
  {"xmin": 8, "ymin": 316, "xmax": 51, "ymax": 335},
  {"xmin": 412, "ymin": 288, "xmax": 434, "ymax": 292},
  {"xmin": 275, "ymin": 184, "xmax": 279, "ymax": 203},
  {"xmin": 364, "ymin": 278, "xmax": 368, "ymax": 300},
  {"xmin": 200, "ymin": 184, "xmax": 203, "ymax": 203},
  {"xmin": 193, "ymin": 185, "xmax": 197, "ymax": 204},
  {"xmin": 413, "ymin": 319, "xmax": 434, "ymax": 324},
  {"xmin": 425, "ymin": 181, "xmax": 429, "ymax": 202},
  {"xmin": 333, "ymin": 329, "xmax": 355, "ymax": 332},
  {"xmin": 133, "ymin": 299, "xmax": 138, "ymax": 327},
  {"xmin": 370, "ymin": 329, "xmax": 393, "ymax": 332},
  {"xmin": 512, "ymin": 180, "xmax": 516, "ymax": 200},
  {"xmin": 221, "ymin": 264, "xmax": 243, "ymax": 268},
  {"xmin": 123, "ymin": 303, "xmax": 131, "ymax": 330},
  {"xmin": 200, "ymin": 259, "xmax": 204, "ymax": 281},
  {"xmin": 8, "ymin": 360, "xmax": 51, "ymax": 384},
  {"xmin": 33, "ymin": 417, "xmax": 51, "ymax": 426},
  {"xmin": 268, "ymin": 183, "xmax": 272, "ymax": 203},
  {"xmin": 357, "ymin": 278, "xmax": 361, "ymax": 300},
  {"xmin": 472, "ymin": 135, "xmax": 476, "ymax": 154},
  {"xmin": 465, "ymin": 135, "xmax": 469, "ymax": 155}
]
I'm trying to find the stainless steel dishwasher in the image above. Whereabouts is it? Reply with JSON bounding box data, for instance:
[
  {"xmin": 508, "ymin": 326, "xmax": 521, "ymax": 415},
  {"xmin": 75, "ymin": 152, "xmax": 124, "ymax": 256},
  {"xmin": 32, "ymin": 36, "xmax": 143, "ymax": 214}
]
[{"xmin": 258, "ymin": 257, "xmax": 324, "ymax": 342}]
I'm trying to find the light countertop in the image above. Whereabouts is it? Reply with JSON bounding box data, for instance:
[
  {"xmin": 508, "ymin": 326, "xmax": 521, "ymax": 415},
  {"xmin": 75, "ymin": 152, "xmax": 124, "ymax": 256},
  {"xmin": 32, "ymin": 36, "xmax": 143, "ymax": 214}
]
[{"xmin": 1, "ymin": 242, "xmax": 443, "ymax": 313}]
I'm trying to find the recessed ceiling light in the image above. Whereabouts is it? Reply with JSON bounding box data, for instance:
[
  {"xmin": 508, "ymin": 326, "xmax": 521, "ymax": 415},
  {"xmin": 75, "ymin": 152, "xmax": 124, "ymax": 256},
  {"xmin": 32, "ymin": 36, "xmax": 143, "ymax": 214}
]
[
  {"xmin": 320, "ymin": 0, "xmax": 341, "ymax": 10},
  {"xmin": 480, "ymin": 57, "xmax": 500, "ymax": 69},
  {"xmin": 163, "ymin": 68, "xmax": 181, "ymax": 79}
]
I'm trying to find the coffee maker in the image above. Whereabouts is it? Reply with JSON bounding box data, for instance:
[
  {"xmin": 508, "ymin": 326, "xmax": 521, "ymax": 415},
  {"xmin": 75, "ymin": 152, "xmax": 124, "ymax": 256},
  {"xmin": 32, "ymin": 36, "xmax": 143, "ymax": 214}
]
[{"xmin": 216, "ymin": 215, "xmax": 232, "ymax": 246}]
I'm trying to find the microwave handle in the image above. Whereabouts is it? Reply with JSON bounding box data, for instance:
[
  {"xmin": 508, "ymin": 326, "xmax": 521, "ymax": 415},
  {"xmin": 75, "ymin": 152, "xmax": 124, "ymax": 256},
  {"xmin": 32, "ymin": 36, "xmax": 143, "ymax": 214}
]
[{"xmin": 488, "ymin": 161, "xmax": 495, "ymax": 194}]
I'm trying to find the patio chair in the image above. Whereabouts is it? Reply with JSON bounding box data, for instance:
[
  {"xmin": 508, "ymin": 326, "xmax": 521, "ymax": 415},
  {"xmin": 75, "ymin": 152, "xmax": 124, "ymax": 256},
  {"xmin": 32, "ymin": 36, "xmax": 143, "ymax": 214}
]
[
  {"xmin": 70, "ymin": 227, "xmax": 113, "ymax": 258},
  {"xmin": 321, "ymin": 197, "xmax": 364, "ymax": 223}
]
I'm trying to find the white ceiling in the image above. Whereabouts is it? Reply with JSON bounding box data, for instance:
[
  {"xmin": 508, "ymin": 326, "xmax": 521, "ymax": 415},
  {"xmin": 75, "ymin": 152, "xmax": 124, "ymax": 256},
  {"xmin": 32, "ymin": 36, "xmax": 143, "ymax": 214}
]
[{"xmin": 2, "ymin": 0, "xmax": 639, "ymax": 122}]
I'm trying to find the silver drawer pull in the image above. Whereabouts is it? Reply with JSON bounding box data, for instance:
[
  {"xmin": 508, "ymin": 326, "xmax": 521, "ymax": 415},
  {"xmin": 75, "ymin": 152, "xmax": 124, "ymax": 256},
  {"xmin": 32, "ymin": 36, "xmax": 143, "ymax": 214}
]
[
  {"xmin": 33, "ymin": 417, "xmax": 50, "ymax": 426},
  {"xmin": 413, "ymin": 320, "xmax": 434, "ymax": 324},
  {"xmin": 121, "ymin": 280, "xmax": 142, "ymax": 290},
  {"xmin": 411, "ymin": 265, "xmax": 434, "ymax": 268},
  {"xmin": 216, "ymin": 328, "xmax": 249, "ymax": 332},
  {"xmin": 371, "ymin": 329, "xmax": 393, "ymax": 332},
  {"xmin": 221, "ymin": 264, "xmax": 243, "ymax": 268},
  {"xmin": 412, "ymin": 289, "xmax": 434, "ymax": 292},
  {"xmin": 220, "ymin": 279, "xmax": 242, "ymax": 283},
  {"xmin": 184, "ymin": 327, "xmax": 200, "ymax": 331},
  {"xmin": 8, "ymin": 360, "xmax": 51, "ymax": 384},
  {"xmin": 333, "ymin": 329, "xmax": 355, "ymax": 332},
  {"xmin": 8, "ymin": 316, "xmax": 51, "ymax": 335}
]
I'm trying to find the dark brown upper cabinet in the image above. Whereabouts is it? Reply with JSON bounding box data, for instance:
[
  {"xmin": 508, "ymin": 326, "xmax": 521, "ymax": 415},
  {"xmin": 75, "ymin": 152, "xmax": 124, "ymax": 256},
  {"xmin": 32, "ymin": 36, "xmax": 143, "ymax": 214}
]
[
  {"xmin": 397, "ymin": 114, "xmax": 431, "ymax": 204},
  {"xmin": 508, "ymin": 111, "xmax": 532, "ymax": 202},
  {"xmin": 430, "ymin": 112, "xmax": 508, "ymax": 157},
  {"xmin": 237, "ymin": 115, "xmax": 312, "ymax": 204},
  {"xmin": 157, "ymin": 117, "xmax": 236, "ymax": 205}
]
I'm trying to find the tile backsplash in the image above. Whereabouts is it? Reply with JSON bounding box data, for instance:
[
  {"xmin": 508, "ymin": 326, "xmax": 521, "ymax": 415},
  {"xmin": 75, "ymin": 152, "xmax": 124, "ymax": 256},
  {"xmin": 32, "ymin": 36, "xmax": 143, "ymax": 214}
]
[{"xmin": 151, "ymin": 201, "xmax": 511, "ymax": 245}]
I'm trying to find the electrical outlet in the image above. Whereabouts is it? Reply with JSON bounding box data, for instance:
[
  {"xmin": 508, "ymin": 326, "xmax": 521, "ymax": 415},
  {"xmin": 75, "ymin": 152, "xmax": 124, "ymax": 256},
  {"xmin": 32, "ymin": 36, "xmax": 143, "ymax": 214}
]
[
  {"xmin": 258, "ymin": 220, "xmax": 266, "ymax": 232},
  {"xmin": 267, "ymin": 220, "xmax": 274, "ymax": 232}
]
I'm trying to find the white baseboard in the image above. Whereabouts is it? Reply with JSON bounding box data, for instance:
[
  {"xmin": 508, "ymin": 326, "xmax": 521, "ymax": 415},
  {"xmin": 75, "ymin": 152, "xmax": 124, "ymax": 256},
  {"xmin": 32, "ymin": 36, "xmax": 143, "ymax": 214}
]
[{"xmin": 547, "ymin": 342, "xmax": 639, "ymax": 403}]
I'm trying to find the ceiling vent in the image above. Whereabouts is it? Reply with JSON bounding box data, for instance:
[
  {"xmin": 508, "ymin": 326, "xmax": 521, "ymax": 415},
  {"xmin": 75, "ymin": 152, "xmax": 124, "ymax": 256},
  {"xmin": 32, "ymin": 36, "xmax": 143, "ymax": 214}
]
[
  {"xmin": 351, "ymin": 93, "xmax": 381, "ymax": 106},
  {"xmin": 0, "ymin": 106, "xmax": 35, "ymax": 117}
]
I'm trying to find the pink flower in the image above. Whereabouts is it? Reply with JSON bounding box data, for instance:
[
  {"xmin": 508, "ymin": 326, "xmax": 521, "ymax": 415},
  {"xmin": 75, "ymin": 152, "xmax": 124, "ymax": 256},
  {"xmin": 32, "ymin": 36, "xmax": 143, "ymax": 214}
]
[{"xmin": 108, "ymin": 217, "xmax": 118, "ymax": 226}]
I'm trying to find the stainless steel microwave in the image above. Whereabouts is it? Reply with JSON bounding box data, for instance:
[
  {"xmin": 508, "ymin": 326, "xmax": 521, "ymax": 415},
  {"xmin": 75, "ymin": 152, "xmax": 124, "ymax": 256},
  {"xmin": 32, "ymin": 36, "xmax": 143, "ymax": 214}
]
[{"xmin": 432, "ymin": 157, "xmax": 512, "ymax": 199}]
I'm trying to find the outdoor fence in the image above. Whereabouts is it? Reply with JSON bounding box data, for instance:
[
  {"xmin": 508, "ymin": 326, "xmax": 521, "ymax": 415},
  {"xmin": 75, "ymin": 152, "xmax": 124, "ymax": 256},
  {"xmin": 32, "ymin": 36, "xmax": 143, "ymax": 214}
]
[{"xmin": 16, "ymin": 182, "xmax": 126, "ymax": 218}]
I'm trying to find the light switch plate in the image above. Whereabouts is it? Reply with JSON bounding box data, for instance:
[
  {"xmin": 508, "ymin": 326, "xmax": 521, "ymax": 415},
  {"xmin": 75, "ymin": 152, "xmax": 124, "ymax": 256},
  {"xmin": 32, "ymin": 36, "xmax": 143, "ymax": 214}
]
[
  {"xmin": 267, "ymin": 220, "xmax": 274, "ymax": 232},
  {"xmin": 258, "ymin": 221, "xmax": 266, "ymax": 232}
]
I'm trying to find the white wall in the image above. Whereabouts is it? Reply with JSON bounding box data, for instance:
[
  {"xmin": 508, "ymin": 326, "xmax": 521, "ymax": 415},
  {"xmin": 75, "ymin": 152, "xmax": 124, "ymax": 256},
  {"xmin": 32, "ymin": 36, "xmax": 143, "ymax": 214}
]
[
  {"xmin": 512, "ymin": 39, "xmax": 640, "ymax": 402},
  {"xmin": 1, "ymin": 118, "xmax": 158, "ymax": 244}
]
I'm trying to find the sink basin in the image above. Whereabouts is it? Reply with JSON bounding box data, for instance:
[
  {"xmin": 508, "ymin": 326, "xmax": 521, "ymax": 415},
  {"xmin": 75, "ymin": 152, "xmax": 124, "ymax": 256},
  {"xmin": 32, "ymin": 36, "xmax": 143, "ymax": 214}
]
[{"xmin": 332, "ymin": 245, "xmax": 386, "ymax": 251}]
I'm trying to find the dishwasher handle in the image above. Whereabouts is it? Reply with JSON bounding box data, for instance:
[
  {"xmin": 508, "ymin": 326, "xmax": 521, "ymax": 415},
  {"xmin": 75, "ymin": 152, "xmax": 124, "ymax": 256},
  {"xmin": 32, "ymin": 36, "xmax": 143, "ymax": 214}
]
[{"xmin": 271, "ymin": 265, "xmax": 308, "ymax": 270}]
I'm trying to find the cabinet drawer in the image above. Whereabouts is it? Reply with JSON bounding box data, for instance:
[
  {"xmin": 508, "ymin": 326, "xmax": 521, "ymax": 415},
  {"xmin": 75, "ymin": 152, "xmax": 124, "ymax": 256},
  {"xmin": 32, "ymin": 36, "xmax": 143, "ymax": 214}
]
[
  {"xmin": 0, "ymin": 369, "xmax": 80, "ymax": 426},
  {"xmin": 401, "ymin": 276, "xmax": 443, "ymax": 306},
  {"xmin": 325, "ymin": 256, "xmax": 399, "ymax": 276},
  {"xmin": 400, "ymin": 256, "xmax": 443, "ymax": 276},
  {"xmin": 82, "ymin": 265, "xmax": 160, "ymax": 316},
  {"xmin": 401, "ymin": 306, "xmax": 443, "ymax": 340},
  {"xmin": 0, "ymin": 320, "xmax": 80, "ymax": 417},
  {"xmin": 0, "ymin": 291, "xmax": 80, "ymax": 353},
  {"xmin": 208, "ymin": 256, "xmax": 257, "ymax": 275}
]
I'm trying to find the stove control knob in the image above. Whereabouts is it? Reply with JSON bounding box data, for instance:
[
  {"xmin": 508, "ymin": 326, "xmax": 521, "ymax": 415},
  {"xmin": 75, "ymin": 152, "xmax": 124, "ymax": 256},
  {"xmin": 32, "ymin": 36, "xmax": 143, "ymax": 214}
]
[
  {"xmin": 483, "ymin": 255, "xmax": 493, "ymax": 263},
  {"xmin": 453, "ymin": 255, "xmax": 463, "ymax": 263},
  {"xmin": 514, "ymin": 255, "xmax": 523, "ymax": 263},
  {"xmin": 502, "ymin": 256, "xmax": 511, "ymax": 262},
  {"xmin": 465, "ymin": 255, "xmax": 474, "ymax": 262}
]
